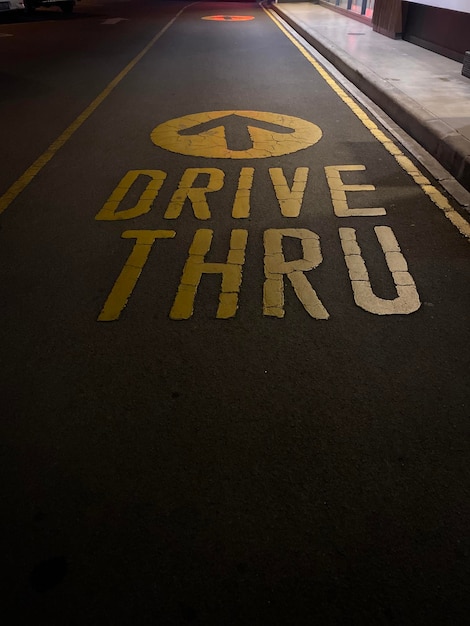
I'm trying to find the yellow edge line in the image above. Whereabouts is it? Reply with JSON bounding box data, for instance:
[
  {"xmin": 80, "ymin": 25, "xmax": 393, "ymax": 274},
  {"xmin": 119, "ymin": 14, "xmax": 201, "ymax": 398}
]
[
  {"xmin": 264, "ymin": 7, "xmax": 470, "ymax": 240},
  {"xmin": 0, "ymin": 3, "xmax": 195, "ymax": 216}
]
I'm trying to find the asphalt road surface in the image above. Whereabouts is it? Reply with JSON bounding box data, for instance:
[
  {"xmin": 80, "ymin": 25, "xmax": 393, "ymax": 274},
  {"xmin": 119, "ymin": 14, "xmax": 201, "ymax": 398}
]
[{"xmin": 1, "ymin": 2, "xmax": 469, "ymax": 624}]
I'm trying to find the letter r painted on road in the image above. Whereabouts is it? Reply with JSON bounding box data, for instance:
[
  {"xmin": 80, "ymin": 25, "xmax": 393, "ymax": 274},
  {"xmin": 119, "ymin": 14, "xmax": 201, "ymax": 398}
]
[
  {"xmin": 165, "ymin": 168, "xmax": 224, "ymax": 220},
  {"xmin": 263, "ymin": 228, "xmax": 329, "ymax": 319},
  {"xmin": 170, "ymin": 229, "xmax": 248, "ymax": 319},
  {"xmin": 95, "ymin": 170, "xmax": 167, "ymax": 220}
]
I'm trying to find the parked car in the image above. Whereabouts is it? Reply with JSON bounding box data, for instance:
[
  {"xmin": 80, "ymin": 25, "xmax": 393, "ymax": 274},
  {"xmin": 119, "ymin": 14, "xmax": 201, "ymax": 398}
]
[
  {"xmin": 0, "ymin": 0, "xmax": 76, "ymax": 13},
  {"xmin": 0, "ymin": 0, "xmax": 25, "ymax": 10}
]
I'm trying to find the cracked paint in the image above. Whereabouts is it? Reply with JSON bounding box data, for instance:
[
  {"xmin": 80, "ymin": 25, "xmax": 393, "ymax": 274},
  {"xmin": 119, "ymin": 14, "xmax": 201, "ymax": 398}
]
[
  {"xmin": 170, "ymin": 229, "xmax": 248, "ymax": 320},
  {"xmin": 98, "ymin": 230, "xmax": 176, "ymax": 321},
  {"xmin": 95, "ymin": 170, "xmax": 167, "ymax": 220},
  {"xmin": 269, "ymin": 167, "xmax": 309, "ymax": 217},
  {"xmin": 232, "ymin": 168, "xmax": 254, "ymax": 218},
  {"xmin": 339, "ymin": 226, "xmax": 421, "ymax": 315},
  {"xmin": 263, "ymin": 228, "xmax": 329, "ymax": 319},
  {"xmin": 325, "ymin": 165, "xmax": 386, "ymax": 217},
  {"xmin": 151, "ymin": 111, "xmax": 322, "ymax": 159},
  {"xmin": 165, "ymin": 168, "xmax": 224, "ymax": 220}
]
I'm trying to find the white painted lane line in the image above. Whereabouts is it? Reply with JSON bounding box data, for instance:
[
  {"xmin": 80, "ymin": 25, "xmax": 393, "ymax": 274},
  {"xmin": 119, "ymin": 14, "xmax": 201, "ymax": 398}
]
[
  {"xmin": 0, "ymin": 33, "xmax": 13, "ymax": 38},
  {"xmin": 101, "ymin": 18, "xmax": 129, "ymax": 25}
]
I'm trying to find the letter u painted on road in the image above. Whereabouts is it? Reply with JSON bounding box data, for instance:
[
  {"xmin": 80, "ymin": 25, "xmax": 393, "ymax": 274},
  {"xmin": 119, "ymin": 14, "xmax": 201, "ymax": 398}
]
[{"xmin": 339, "ymin": 226, "xmax": 421, "ymax": 315}]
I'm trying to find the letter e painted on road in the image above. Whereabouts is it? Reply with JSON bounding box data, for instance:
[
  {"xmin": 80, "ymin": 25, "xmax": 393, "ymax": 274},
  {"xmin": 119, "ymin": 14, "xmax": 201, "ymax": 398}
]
[{"xmin": 325, "ymin": 165, "xmax": 386, "ymax": 217}]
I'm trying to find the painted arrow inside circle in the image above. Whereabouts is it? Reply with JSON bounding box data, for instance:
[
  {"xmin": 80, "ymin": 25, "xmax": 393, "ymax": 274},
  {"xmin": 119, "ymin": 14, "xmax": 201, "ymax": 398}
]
[{"xmin": 178, "ymin": 113, "xmax": 295, "ymax": 151}]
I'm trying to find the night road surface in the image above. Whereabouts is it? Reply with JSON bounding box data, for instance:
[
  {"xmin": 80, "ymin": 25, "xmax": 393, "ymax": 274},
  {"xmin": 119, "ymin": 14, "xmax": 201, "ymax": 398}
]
[{"xmin": 0, "ymin": 2, "xmax": 469, "ymax": 624}]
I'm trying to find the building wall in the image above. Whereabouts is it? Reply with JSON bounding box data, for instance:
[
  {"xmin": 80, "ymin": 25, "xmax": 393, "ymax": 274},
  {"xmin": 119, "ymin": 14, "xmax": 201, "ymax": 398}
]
[
  {"xmin": 403, "ymin": 2, "xmax": 470, "ymax": 61},
  {"xmin": 405, "ymin": 0, "xmax": 470, "ymax": 13},
  {"xmin": 320, "ymin": 0, "xmax": 470, "ymax": 61}
]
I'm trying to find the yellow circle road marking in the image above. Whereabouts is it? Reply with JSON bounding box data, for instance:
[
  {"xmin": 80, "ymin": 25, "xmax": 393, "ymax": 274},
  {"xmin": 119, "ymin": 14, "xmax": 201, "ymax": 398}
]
[
  {"xmin": 151, "ymin": 111, "xmax": 322, "ymax": 159},
  {"xmin": 202, "ymin": 15, "xmax": 255, "ymax": 21}
]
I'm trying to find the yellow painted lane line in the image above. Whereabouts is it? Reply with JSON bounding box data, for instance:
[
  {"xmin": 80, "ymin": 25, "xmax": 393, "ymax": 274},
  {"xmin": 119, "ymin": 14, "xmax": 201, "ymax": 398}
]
[
  {"xmin": 0, "ymin": 3, "xmax": 195, "ymax": 216},
  {"xmin": 265, "ymin": 7, "xmax": 470, "ymax": 240}
]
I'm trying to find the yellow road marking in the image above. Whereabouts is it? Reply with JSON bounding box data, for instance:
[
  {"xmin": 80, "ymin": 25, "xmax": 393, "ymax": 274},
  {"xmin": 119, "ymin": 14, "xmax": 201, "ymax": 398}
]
[
  {"xmin": 232, "ymin": 167, "xmax": 254, "ymax": 218},
  {"xmin": 95, "ymin": 170, "xmax": 167, "ymax": 220},
  {"xmin": 151, "ymin": 110, "xmax": 322, "ymax": 159},
  {"xmin": 269, "ymin": 167, "xmax": 309, "ymax": 218},
  {"xmin": 98, "ymin": 230, "xmax": 176, "ymax": 322},
  {"xmin": 265, "ymin": 7, "xmax": 470, "ymax": 240},
  {"xmin": 263, "ymin": 228, "xmax": 329, "ymax": 319},
  {"xmin": 339, "ymin": 226, "xmax": 421, "ymax": 315},
  {"xmin": 170, "ymin": 229, "xmax": 248, "ymax": 320},
  {"xmin": 0, "ymin": 4, "xmax": 193, "ymax": 216},
  {"xmin": 201, "ymin": 15, "xmax": 255, "ymax": 22},
  {"xmin": 324, "ymin": 164, "xmax": 386, "ymax": 217},
  {"xmin": 165, "ymin": 168, "xmax": 224, "ymax": 220}
]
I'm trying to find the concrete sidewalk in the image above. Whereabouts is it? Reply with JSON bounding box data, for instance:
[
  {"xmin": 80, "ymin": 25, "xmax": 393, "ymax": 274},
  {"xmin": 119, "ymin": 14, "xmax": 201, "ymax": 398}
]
[{"xmin": 272, "ymin": 2, "xmax": 470, "ymax": 195}]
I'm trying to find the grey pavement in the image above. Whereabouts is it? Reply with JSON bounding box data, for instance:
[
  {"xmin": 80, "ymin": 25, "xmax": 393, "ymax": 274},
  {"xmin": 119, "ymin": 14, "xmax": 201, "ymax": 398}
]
[{"xmin": 272, "ymin": 2, "xmax": 470, "ymax": 194}]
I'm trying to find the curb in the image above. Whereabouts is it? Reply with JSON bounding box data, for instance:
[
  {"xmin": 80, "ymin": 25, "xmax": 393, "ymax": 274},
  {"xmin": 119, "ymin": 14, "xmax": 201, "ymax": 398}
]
[{"xmin": 273, "ymin": 6, "xmax": 470, "ymax": 192}]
